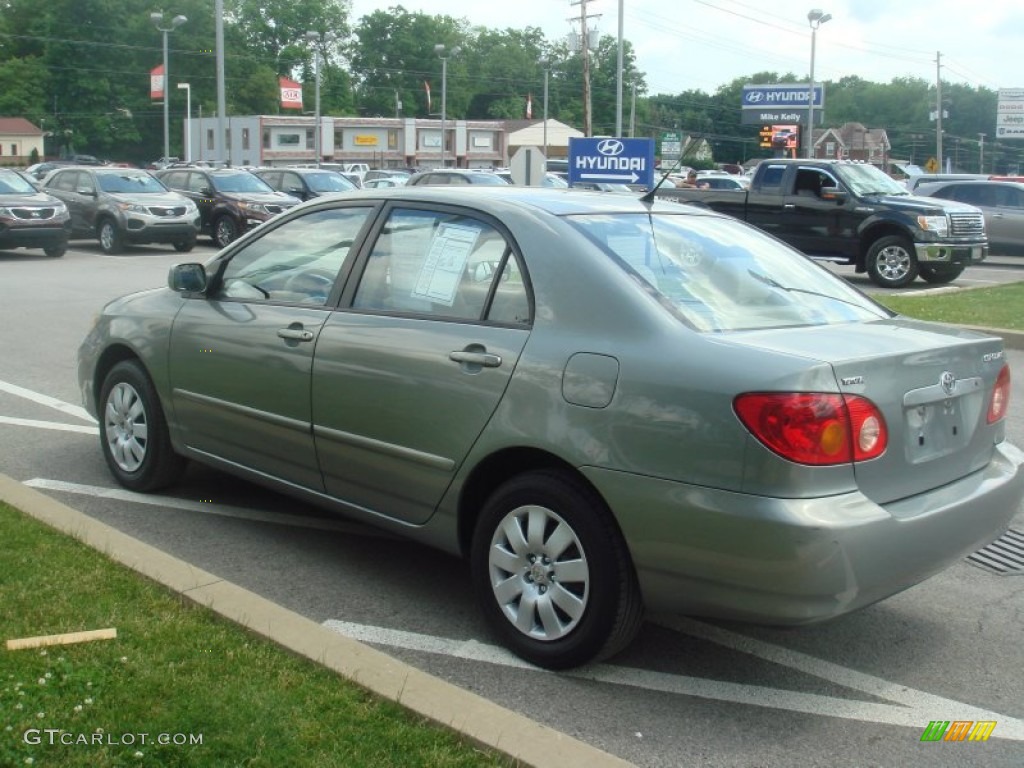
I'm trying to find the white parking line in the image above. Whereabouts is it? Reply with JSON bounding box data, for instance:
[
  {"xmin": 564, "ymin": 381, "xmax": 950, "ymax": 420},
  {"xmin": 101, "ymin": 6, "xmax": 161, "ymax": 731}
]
[
  {"xmin": 0, "ymin": 379, "xmax": 95, "ymax": 423},
  {"xmin": 0, "ymin": 416, "xmax": 98, "ymax": 435},
  {"xmin": 323, "ymin": 619, "xmax": 1024, "ymax": 740},
  {"xmin": 23, "ymin": 478, "xmax": 396, "ymax": 539}
]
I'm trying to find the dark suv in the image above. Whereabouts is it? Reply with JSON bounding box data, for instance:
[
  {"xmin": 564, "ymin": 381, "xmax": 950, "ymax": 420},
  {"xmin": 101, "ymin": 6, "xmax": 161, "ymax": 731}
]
[
  {"xmin": 0, "ymin": 168, "xmax": 71, "ymax": 257},
  {"xmin": 253, "ymin": 167, "xmax": 357, "ymax": 201},
  {"xmin": 44, "ymin": 167, "xmax": 199, "ymax": 254},
  {"xmin": 155, "ymin": 168, "xmax": 300, "ymax": 248}
]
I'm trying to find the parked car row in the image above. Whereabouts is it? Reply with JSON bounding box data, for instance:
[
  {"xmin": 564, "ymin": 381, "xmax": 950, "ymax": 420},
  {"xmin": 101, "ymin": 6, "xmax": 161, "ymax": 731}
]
[{"xmin": 915, "ymin": 179, "xmax": 1024, "ymax": 255}]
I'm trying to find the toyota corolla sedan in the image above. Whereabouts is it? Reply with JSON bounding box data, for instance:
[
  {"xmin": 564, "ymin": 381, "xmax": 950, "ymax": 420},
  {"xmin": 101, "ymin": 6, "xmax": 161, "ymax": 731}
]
[{"xmin": 78, "ymin": 187, "xmax": 1024, "ymax": 669}]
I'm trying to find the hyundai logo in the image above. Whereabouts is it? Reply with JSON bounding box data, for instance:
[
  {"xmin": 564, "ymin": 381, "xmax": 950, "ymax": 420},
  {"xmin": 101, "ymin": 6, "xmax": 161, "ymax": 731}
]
[
  {"xmin": 597, "ymin": 139, "xmax": 624, "ymax": 156},
  {"xmin": 746, "ymin": 92, "xmax": 764, "ymax": 103},
  {"xmin": 939, "ymin": 371, "xmax": 956, "ymax": 396}
]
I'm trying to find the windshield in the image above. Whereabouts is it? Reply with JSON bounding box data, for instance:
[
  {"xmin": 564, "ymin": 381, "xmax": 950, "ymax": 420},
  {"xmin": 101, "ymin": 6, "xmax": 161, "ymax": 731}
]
[
  {"xmin": 212, "ymin": 172, "xmax": 275, "ymax": 194},
  {"xmin": 305, "ymin": 172, "xmax": 357, "ymax": 193},
  {"xmin": 834, "ymin": 164, "xmax": 908, "ymax": 196},
  {"xmin": 568, "ymin": 213, "xmax": 890, "ymax": 332},
  {"xmin": 97, "ymin": 172, "xmax": 167, "ymax": 194},
  {"xmin": 0, "ymin": 170, "xmax": 38, "ymax": 195}
]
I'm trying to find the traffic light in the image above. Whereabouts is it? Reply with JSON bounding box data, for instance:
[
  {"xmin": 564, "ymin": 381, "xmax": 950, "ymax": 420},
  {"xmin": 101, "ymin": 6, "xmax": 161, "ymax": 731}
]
[{"xmin": 759, "ymin": 125, "xmax": 772, "ymax": 149}]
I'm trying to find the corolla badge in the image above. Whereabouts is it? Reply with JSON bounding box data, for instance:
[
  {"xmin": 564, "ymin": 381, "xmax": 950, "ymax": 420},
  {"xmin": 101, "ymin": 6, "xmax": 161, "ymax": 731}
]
[
  {"xmin": 940, "ymin": 371, "xmax": 956, "ymax": 395},
  {"xmin": 597, "ymin": 139, "xmax": 624, "ymax": 156}
]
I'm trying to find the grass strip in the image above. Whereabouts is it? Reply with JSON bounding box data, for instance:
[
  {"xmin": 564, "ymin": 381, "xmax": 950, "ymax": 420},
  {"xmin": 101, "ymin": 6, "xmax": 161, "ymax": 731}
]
[
  {"xmin": 0, "ymin": 501, "xmax": 514, "ymax": 768},
  {"xmin": 876, "ymin": 282, "xmax": 1024, "ymax": 331}
]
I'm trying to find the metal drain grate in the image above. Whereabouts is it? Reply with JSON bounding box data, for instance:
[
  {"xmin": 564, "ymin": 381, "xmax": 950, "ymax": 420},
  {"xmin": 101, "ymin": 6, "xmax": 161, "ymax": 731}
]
[{"xmin": 966, "ymin": 528, "xmax": 1024, "ymax": 575}]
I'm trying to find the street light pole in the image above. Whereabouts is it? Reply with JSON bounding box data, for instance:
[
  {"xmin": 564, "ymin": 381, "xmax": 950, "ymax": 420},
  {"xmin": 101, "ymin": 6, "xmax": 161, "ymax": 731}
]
[
  {"xmin": 150, "ymin": 11, "xmax": 187, "ymax": 163},
  {"xmin": 434, "ymin": 44, "xmax": 460, "ymax": 168},
  {"xmin": 305, "ymin": 31, "xmax": 323, "ymax": 167},
  {"xmin": 539, "ymin": 57, "xmax": 551, "ymax": 159},
  {"xmin": 806, "ymin": 9, "xmax": 831, "ymax": 159},
  {"xmin": 176, "ymin": 82, "xmax": 191, "ymax": 162}
]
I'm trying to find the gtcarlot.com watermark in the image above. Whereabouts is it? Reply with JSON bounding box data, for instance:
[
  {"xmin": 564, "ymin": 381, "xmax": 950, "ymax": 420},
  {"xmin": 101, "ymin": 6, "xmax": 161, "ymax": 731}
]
[{"xmin": 23, "ymin": 729, "xmax": 203, "ymax": 747}]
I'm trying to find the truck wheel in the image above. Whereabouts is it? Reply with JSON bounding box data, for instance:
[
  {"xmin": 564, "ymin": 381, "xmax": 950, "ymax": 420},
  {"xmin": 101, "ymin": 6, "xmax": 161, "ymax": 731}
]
[
  {"xmin": 866, "ymin": 236, "xmax": 917, "ymax": 288},
  {"xmin": 918, "ymin": 265, "xmax": 964, "ymax": 285}
]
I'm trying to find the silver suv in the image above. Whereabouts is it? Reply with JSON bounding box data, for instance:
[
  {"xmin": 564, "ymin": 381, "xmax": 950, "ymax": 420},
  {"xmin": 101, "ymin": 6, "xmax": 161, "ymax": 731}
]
[{"xmin": 44, "ymin": 167, "xmax": 200, "ymax": 254}]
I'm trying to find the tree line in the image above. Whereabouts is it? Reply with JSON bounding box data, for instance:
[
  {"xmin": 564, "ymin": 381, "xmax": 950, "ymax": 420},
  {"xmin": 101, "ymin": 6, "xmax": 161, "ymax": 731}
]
[{"xmin": 0, "ymin": 0, "xmax": 1018, "ymax": 171}]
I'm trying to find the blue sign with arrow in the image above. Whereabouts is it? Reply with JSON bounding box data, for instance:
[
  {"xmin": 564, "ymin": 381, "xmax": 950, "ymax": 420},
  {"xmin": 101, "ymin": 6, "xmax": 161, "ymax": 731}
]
[{"xmin": 568, "ymin": 137, "xmax": 655, "ymax": 188}]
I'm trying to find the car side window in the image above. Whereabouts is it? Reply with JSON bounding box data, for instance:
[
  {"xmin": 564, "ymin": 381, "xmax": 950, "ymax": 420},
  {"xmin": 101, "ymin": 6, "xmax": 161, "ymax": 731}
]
[
  {"xmin": 52, "ymin": 171, "xmax": 77, "ymax": 192},
  {"xmin": 282, "ymin": 172, "xmax": 303, "ymax": 193},
  {"xmin": 353, "ymin": 208, "xmax": 523, "ymax": 322},
  {"xmin": 77, "ymin": 173, "xmax": 95, "ymax": 195},
  {"xmin": 214, "ymin": 207, "xmax": 372, "ymax": 306},
  {"xmin": 161, "ymin": 171, "xmax": 185, "ymax": 190},
  {"xmin": 187, "ymin": 173, "xmax": 208, "ymax": 194}
]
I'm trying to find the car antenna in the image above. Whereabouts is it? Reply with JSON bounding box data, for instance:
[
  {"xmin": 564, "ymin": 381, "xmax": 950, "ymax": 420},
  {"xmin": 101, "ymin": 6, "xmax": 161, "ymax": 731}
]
[{"xmin": 640, "ymin": 138, "xmax": 702, "ymax": 205}]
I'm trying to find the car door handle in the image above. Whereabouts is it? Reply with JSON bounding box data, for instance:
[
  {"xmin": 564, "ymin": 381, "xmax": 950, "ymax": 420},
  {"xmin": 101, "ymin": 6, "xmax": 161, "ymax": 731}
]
[
  {"xmin": 277, "ymin": 328, "xmax": 314, "ymax": 342},
  {"xmin": 449, "ymin": 350, "xmax": 502, "ymax": 367}
]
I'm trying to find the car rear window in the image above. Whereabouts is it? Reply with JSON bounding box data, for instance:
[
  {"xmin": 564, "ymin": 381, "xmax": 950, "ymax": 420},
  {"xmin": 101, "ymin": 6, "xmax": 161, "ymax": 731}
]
[{"xmin": 568, "ymin": 213, "xmax": 890, "ymax": 332}]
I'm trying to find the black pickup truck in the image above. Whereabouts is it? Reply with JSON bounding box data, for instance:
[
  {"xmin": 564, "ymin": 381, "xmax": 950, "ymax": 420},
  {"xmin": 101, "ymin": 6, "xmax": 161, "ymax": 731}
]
[{"xmin": 656, "ymin": 159, "xmax": 988, "ymax": 288}]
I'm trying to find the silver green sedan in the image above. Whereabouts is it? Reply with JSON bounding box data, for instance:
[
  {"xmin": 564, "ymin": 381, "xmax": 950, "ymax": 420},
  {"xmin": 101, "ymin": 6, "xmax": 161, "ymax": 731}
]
[{"xmin": 78, "ymin": 187, "xmax": 1024, "ymax": 670}]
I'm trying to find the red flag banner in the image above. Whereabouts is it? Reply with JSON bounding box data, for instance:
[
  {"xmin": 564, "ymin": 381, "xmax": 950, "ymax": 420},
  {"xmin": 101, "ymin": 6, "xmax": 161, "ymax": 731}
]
[
  {"xmin": 424, "ymin": 80, "xmax": 432, "ymax": 113},
  {"xmin": 279, "ymin": 77, "xmax": 303, "ymax": 109},
  {"xmin": 150, "ymin": 65, "xmax": 164, "ymax": 100}
]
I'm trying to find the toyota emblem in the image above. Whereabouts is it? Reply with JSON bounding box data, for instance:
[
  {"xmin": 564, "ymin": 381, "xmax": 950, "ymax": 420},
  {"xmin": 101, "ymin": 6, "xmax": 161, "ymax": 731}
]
[
  {"xmin": 596, "ymin": 139, "xmax": 624, "ymax": 156},
  {"xmin": 939, "ymin": 371, "xmax": 956, "ymax": 396}
]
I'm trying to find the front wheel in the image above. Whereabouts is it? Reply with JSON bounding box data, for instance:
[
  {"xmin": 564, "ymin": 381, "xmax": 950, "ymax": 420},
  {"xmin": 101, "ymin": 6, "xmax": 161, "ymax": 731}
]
[
  {"xmin": 213, "ymin": 216, "xmax": 240, "ymax": 249},
  {"xmin": 98, "ymin": 219, "xmax": 124, "ymax": 255},
  {"xmin": 98, "ymin": 360, "xmax": 185, "ymax": 492},
  {"xmin": 470, "ymin": 470, "xmax": 644, "ymax": 670},
  {"xmin": 918, "ymin": 265, "xmax": 965, "ymax": 285},
  {"xmin": 43, "ymin": 243, "xmax": 67, "ymax": 258},
  {"xmin": 173, "ymin": 237, "xmax": 196, "ymax": 253},
  {"xmin": 865, "ymin": 235, "xmax": 917, "ymax": 288}
]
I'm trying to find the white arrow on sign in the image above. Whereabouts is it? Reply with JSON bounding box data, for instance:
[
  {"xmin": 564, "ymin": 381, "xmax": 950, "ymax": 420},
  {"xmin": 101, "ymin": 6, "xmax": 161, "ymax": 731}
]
[{"xmin": 580, "ymin": 171, "xmax": 640, "ymax": 183}]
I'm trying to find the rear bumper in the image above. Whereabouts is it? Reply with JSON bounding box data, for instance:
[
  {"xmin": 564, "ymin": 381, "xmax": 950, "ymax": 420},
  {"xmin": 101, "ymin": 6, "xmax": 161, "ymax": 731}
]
[{"xmin": 584, "ymin": 440, "xmax": 1024, "ymax": 624}]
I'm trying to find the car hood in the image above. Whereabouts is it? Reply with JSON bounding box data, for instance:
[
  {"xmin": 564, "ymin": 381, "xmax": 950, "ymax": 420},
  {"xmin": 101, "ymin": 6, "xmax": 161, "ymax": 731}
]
[
  {"xmin": 724, "ymin": 317, "xmax": 1007, "ymax": 506},
  {"xmin": 1, "ymin": 190, "xmax": 64, "ymax": 206},
  {"xmin": 860, "ymin": 193, "xmax": 980, "ymax": 215},
  {"xmin": 220, "ymin": 191, "xmax": 300, "ymax": 205},
  {"xmin": 107, "ymin": 192, "xmax": 192, "ymax": 207}
]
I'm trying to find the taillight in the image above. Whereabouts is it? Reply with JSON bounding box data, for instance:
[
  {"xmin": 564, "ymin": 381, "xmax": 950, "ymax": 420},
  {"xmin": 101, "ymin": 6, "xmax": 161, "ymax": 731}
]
[
  {"xmin": 988, "ymin": 364, "xmax": 1011, "ymax": 424},
  {"xmin": 733, "ymin": 392, "xmax": 888, "ymax": 465}
]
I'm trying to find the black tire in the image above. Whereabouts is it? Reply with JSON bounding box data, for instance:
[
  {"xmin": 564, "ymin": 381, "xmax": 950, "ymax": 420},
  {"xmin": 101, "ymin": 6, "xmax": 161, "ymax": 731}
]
[
  {"xmin": 173, "ymin": 237, "xmax": 196, "ymax": 253},
  {"xmin": 43, "ymin": 243, "xmax": 66, "ymax": 258},
  {"xmin": 470, "ymin": 469, "xmax": 644, "ymax": 670},
  {"xmin": 98, "ymin": 219, "xmax": 124, "ymax": 255},
  {"xmin": 918, "ymin": 265, "xmax": 965, "ymax": 284},
  {"xmin": 865, "ymin": 235, "xmax": 917, "ymax": 288},
  {"xmin": 213, "ymin": 216, "xmax": 239, "ymax": 249},
  {"xmin": 98, "ymin": 360, "xmax": 185, "ymax": 492}
]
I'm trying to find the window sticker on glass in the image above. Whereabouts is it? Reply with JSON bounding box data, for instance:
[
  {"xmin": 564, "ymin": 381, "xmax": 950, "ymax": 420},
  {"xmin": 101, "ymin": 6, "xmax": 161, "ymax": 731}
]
[{"xmin": 411, "ymin": 222, "xmax": 481, "ymax": 306}]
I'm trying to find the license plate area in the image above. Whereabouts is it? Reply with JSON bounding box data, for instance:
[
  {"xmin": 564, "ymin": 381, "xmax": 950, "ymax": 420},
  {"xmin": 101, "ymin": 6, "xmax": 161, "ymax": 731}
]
[{"xmin": 902, "ymin": 376, "xmax": 983, "ymax": 464}]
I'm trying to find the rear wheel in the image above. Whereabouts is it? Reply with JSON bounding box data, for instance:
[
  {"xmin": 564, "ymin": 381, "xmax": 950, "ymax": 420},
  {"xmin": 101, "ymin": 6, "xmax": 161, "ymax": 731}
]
[
  {"xmin": 173, "ymin": 237, "xmax": 196, "ymax": 253},
  {"xmin": 213, "ymin": 216, "xmax": 239, "ymax": 249},
  {"xmin": 470, "ymin": 470, "xmax": 644, "ymax": 669},
  {"xmin": 865, "ymin": 235, "xmax": 917, "ymax": 288},
  {"xmin": 43, "ymin": 243, "xmax": 66, "ymax": 258},
  {"xmin": 98, "ymin": 360, "xmax": 185, "ymax": 492},
  {"xmin": 918, "ymin": 265, "xmax": 965, "ymax": 284},
  {"xmin": 98, "ymin": 219, "xmax": 124, "ymax": 255}
]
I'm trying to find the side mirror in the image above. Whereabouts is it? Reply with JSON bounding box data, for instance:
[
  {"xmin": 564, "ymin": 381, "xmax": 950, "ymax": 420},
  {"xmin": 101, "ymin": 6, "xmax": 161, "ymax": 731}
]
[
  {"xmin": 199, "ymin": 186, "xmax": 213, "ymax": 196},
  {"xmin": 820, "ymin": 186, "xmax": 848, "ymax": 203},
  {"xmin": 168, "ymin": 263, "xmax": 208, "ymax": 293}
]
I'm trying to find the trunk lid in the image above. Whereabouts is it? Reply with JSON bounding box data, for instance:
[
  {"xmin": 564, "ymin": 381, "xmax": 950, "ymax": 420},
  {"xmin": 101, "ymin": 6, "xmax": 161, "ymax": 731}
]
[{"xmin": 728, "ymin": 318, "xmax": 1007, "ymax": 505}]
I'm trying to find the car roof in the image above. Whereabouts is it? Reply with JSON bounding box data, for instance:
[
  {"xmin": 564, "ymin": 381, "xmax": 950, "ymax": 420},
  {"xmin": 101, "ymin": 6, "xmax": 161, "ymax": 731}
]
[{"xmin": 298, "ymin": 185, "xmax": 705, "ymax": 218}]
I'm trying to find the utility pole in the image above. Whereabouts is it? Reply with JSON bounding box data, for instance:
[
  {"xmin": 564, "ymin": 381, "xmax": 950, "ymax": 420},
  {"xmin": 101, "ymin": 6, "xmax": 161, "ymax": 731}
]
[
  {"xmin": 978, "ymin": 132, "xmax": 986, "ymax": 173},
  {"xmin": 569, "ymin": 0, "xmax": 600, "ymax": 137},
  {"xmin": 936, "ymin": 52, "xmax": 943, "ymax": 171}
]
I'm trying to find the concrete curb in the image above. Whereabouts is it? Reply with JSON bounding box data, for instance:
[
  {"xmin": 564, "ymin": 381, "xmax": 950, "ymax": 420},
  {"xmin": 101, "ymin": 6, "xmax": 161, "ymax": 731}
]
[{"xmin": 0, "ymin": 473, "xmax": 635, "ymax": 768}]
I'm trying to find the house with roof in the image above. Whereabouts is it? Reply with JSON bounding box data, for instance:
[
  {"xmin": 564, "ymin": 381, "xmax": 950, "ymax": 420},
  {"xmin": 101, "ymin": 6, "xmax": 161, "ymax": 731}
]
[
  {"xmin": 810, "ymin": 121, "xmax": 891, "ymax": 167},
  {"xmin": 0, "ymin": 118, "xmax": 44, "ymax": 166},
  {"xmin": 505, "ymin": 119, "xmax": 585, "ymax": 160}
]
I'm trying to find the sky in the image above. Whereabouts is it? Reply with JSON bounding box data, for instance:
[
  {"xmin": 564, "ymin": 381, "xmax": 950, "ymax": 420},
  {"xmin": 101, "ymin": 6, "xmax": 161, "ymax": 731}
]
[{"xmin": 348, "ymin": 0, "xmax": 1024, "ymax": 96}]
